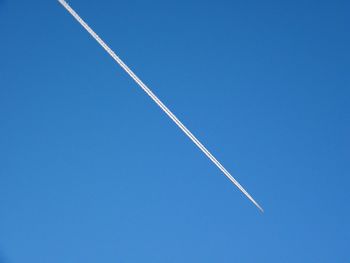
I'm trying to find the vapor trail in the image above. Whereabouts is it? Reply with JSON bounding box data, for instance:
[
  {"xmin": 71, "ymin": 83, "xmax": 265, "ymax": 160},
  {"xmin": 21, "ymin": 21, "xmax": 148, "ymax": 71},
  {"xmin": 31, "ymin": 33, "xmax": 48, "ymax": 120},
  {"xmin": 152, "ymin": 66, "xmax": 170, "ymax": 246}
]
[{"xmin": 58, "ymin": 0, "xmax": 263, "ymax": 212}]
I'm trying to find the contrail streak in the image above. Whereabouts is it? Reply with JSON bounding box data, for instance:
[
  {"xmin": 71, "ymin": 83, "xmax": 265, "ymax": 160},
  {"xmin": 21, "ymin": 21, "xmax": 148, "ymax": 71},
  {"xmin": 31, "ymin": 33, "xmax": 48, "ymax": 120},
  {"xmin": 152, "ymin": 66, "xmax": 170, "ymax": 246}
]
[{"xmin": 58, "ymin": 0, "xmax": 263, "ymax": 212}]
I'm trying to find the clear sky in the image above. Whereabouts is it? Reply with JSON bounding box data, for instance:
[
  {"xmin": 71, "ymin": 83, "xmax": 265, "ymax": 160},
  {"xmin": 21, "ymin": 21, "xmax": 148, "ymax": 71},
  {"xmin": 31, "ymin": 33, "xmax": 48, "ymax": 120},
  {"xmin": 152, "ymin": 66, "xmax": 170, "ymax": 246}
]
[{"xmin": 0, "ymin": 0, "xmax": 349, "ymax": 262}]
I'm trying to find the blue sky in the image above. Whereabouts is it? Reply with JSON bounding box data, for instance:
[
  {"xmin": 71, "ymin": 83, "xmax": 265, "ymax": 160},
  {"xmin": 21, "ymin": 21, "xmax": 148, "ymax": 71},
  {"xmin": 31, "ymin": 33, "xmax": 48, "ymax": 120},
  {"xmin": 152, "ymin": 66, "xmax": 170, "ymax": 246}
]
[{"xmin": 0, "ymin": 0, "xmax": 349, "ymax": 262}]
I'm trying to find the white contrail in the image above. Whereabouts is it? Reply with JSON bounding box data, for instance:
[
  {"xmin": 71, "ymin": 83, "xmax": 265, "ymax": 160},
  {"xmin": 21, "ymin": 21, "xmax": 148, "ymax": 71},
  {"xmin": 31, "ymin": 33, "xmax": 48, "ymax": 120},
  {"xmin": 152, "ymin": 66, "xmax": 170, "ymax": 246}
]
[{"xmin": 58, "ymin": 0, "xmax": 263, "ymax": 212}]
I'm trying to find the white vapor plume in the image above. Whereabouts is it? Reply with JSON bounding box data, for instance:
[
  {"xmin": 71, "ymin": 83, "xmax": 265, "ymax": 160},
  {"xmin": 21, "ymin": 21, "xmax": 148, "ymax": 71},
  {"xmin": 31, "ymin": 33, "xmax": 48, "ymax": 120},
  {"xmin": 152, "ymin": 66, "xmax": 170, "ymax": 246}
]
[{"xmin": 58, "ymin": 0, "xmax": 263, "ymax": 212}]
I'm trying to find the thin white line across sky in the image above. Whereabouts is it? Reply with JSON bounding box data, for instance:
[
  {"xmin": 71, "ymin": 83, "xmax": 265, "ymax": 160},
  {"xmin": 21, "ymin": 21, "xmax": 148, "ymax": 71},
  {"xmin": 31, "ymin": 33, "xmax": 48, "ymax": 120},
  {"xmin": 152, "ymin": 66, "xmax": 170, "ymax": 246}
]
[{"xmin": 58, "ymin": 0, "xmax": 263, "ymax": 212}]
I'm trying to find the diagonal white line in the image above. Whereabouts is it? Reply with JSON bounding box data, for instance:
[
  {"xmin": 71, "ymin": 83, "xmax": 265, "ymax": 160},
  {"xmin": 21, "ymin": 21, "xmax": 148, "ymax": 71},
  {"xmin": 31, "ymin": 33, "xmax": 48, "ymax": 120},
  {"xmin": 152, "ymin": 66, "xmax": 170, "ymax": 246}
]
[{"xmin": 58, "ymin": 0, "xmax": 263, "ymax": 212}]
